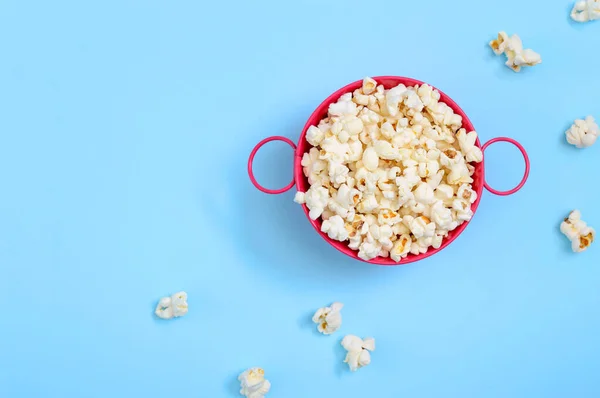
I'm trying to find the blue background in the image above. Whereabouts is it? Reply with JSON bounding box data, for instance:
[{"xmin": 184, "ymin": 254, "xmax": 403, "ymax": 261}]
[{"xmin": 1, "ymin": 0, "xmax": 599, "ymax": 397}]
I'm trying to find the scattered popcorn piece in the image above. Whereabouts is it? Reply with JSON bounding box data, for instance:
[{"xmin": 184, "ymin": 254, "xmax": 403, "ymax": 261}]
[
  {"xmin": 565, "ymin": 116, "xmax": 598, "ymax": 148},
  {"xmin": 489, "ymin": 32, "xmax": 541, "ymax": 72},
  {"xmin": 239, "ymin": 368, "xmax": 271, "ymax": 398},
  {"xmin": 341, "ymin": 335, "xmax": 375, "ymax": 371},
  {"xmin": 155, "ymin": 291, "xmax": 188, "ymax": 320},
  {"xmin": 560, "ymin": 210, "xmax": 595, "ymax": 253},
  {"xmin": 312, "ymin": 302, "xmax": 343, "ymax": 335},
  {"xmin": 571, "ymin": 0, "xmax": 600, "ymax": 22},
  {"xmin": 295, "ymin": 77, "xmax": 484, "ymax": 262}
]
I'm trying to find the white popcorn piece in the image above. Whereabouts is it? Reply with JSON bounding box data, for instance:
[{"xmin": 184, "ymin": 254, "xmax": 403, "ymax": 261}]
[
  {"xmin": 571, "ymin": 0, "xmax": 600, "ymax": 22},
  {"xmin": 306, "ymin": 125, "xmax": 325, "ymax": 146},
  {"xmin": 312, "ymin": 302, "xmax": 343, "ymax": 335},
  {"xmin": 447, "ymin": 161, "xmax": 473, "ymax": 185},
  {"xmin": 489, "ymin": 32, "xmax": 541, "ymax": 72},
  {"xmin": 414, "ymin": 182, "xmax": 436, "ymax": 205},
  {"xmin": 239, "ymin": 368, "xmax": 271, "ymax": 398},
  {"xmin": 329, "ymin": 96, "xmax": 358, "ymax": 117},
  {"xmin": 370, "ymin": 223, "xmax": 394, "ymax": 250},
  {"xmin": 407, "ymin": 215, "xmax": 436, "ymax": 238},
  {"xmin": 390, "ymin": 234, "xmax": 412, "ymax": 262},
  {"xmin": 565, "ymin": 116, "xmax": 598, "ymax": 148},
  {"xmin": 362, "ymin": 147, "xmax": 379, "ymax": 171},
  {"xmin": 373, "ymin": 140, "xmax": 401, "ymax": 160},
  {"xmin": 341, "ymin": 335, "xmax": 375, "ymax": 372},
  {"xmin": 560, "ymin": 210, "xmax": 595, "ymax": 253},
  {"xmin": 362, "ymin": 77, "xmax": 377, "ymax": 95},
  {"xmin": 322, "ymin": 215, "xmax": 349, "ymax": 241},
  {"xmin": 155, "ymin": 291, "xmax": 188, "ymax": 320},
  {"xmin": 294, "ymin": 191, "xmax": 306, "ymax": 204},
  {"xmin": 456, "ymin": 184, "xmax": 478, "ymax": 204},
  {"xmin": 301, "ymin": 148, "xmax": 327, "ymax": 184},
  {"xmin": 456, "ymin": 129, "xmax": 483, "ymax": 163},
  {"xmin": 305, "ymin": 185, "xmax": 330, "ymax": 220},
  {"xmin": 452, "ymin": 198, "xmax": 473, "ymax": 222},
  {"xmin": 430, "ymin": 200, "xmax": 458, "ymax": 231},
  {"xmin": 358, "ymin": 239, "xmax": 381, "ymax": 261}
]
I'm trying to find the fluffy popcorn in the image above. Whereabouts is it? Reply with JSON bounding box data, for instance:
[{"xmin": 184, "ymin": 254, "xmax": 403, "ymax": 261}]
[
  {"xmin": 571, "ymin": 0, "xmax": 600, "ymax": 22},
  {"xmin": 560, "ymin": 210, "xmax": 595, "ymax": 253},
  {"xmin": 456, "ymin": 129, "xmax": 483, "ymax": 163},
  {"xmin": 362, "ymin": 77, "xmax": 377, "ymax": 95},
  {"xmin": 565, "ymin": 116, "xmax": 598, "ymax": 148},
  {"xmin": 155, "ymin": 291, "xmax": 188, "ymax": 320},
  {"xmin": 305, "ymin": 185, "xmax": 330, "ymax": 220},
  {"xmin": 306, "ymin": 125, "xmax": 325, "ymax": 146},
  {"xmin": 322, "ymin": 215, "xmax": 349, "ymax": 241},
  {"xmin": 341, "ymin": 335, "xmax": 375, "ymax": 372},
  {"xmin": 489, "ymin": 32, "xmax": 541, "ymax": 72},
  {"xmin": 296, "ymin": 77, "xmax": 483, "ymax": 263},
  {"xmin": 239, "ymin": 368, "xmax": 271, "ymax": 398},
  {"xmin": 312, "ymin": 302, "xmax": 343, "ymax": 335},
  {"xmin": 358, "ymin": 239, "xmax": 382, "ymax": 261},
  {"xmin": 362, "ymin": 147, "xmax": 380, "ymax": 171}
]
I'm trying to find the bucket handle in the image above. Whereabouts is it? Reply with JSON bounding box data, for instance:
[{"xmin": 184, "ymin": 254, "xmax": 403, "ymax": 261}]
[
  {"xmin": 482, "ymin": 137, "xmax": 530, "ymax": 196},
  {"xmin": 248, "ymin": 136, "xmax": 296, "ymax": 194}
]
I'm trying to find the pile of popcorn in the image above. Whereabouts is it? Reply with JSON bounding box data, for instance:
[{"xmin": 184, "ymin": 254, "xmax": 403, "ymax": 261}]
[{"xmin": 294, "ymin": 77, "xmax": 482, "ymax": 262}]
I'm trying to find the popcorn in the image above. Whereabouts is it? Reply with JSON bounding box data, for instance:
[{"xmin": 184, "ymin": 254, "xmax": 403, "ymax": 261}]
[
  {"xmin": 390, "ymin": 234, "xmax": 412, "ymax": 262},
  {"xmin": 362, "ymin": 77, "xmax": 377, "ymax": 95},
  {"xmin": 362, "ymin": 147, "xmax": 380, "ymax": 171},
  {"xmin": 565, "ymin": 116, "xmax": 598, "ymax": 148},
  {"xmin": 329, "ymin": 96, "xmax": 358, "ymax": 116},
  {"xmin": 456, "ymin": 184, "xmax": 478, "ymax": 204},
  {"xmin": 306, "ymin": 125, "xmax": 325, "ymax": 146},
  {"xmin": 430, "ymin": 200, "xmax": 458, "ymax": 231},
  {"xmin": 239, "ymin": 368, "xmax": 271, "ymax": 398},
  {"xmin": 407, "ymin": 215, "xmax": 436, "ymax": 238},
  {"xmin": 571, "ymin": 0, "xmax": 600, "ymax": 22},
  {"xmin": 456, "ymin": 129, "xmax": 483, "ymax": 163},
  {"xmin": 341, "ymin": 335, "xmax": 375, "ymax": 371},
  {"xmin": 358, "ymin": 239, "xmax": 382, "ymax": 261},
  {"xmin": 155, "ymin": 291, "xmax": 188, "ymax": 320},
  {"xmin": 414, "ymin": 182, "xmax": 436, "ymax": 205},
  {"xmin": 305, "ymin": 185, "xmax": 330, "ymax": 220},
  {"xmin": 296, "ymin": 77, "xmax": 483, "ymax": 262},
  {"xmin": 312, "ymin": 302, "xmax": 343, "ymax": 335},
  {"xmin": 294, "ymin": 191, "xmax": 306, "ymax": 204},
  {"xmin": 322, "ymin": 215, "xmax": 349, "ymax": 241},
  {"xmin": 301, "ymin": 148, "xmax": 327, "ymax": 184},
  {"xmin": 489, "ymin": 32, "xmax": 541, "ymax": 72},
  {"xmin": 452, "ymin": 199, "xmax": 474, "ymax": 222},
  {"xmin": 560, "ymin": 210, "xmax": 595, "ymax": 253}
]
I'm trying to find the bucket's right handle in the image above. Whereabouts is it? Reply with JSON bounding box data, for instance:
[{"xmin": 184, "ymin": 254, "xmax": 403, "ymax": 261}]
[
  {"xmin": 248, "ymin": 136, "xmax": 297, "ymax": 194},
  {"xmin": 482, "ymin": 137, "xmax": 530, "ymax": 196}
]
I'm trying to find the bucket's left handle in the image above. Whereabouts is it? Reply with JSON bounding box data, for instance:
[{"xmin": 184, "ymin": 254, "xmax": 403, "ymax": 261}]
[{"xmin": 248, "ymin": 136, "xmax": 297, "ymax": 194}]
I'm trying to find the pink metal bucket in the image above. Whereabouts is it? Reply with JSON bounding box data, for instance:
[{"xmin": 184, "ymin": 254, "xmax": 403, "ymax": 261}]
[{"xmin": 248, "ymin": 76, "xmax": 530, "ymax": 266}]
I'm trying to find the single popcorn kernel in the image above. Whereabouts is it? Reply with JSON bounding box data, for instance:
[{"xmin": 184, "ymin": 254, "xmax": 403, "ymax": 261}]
[
  {"xmin": 312, "ymin": 302, "xmax": 343, "ymax": 335},
  {"xmin": 239, "ymin": 368, "xmax": 270, "ymax": 398},
  {"xmin": 560, "ymin": 210, "xmax": 595, "ymax": 253}
]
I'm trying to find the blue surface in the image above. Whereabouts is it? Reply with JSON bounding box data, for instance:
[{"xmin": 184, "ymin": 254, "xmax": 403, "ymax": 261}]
[{"xmin": 1, "ymin": 1, "xmax": 599, "ymax": 397}]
